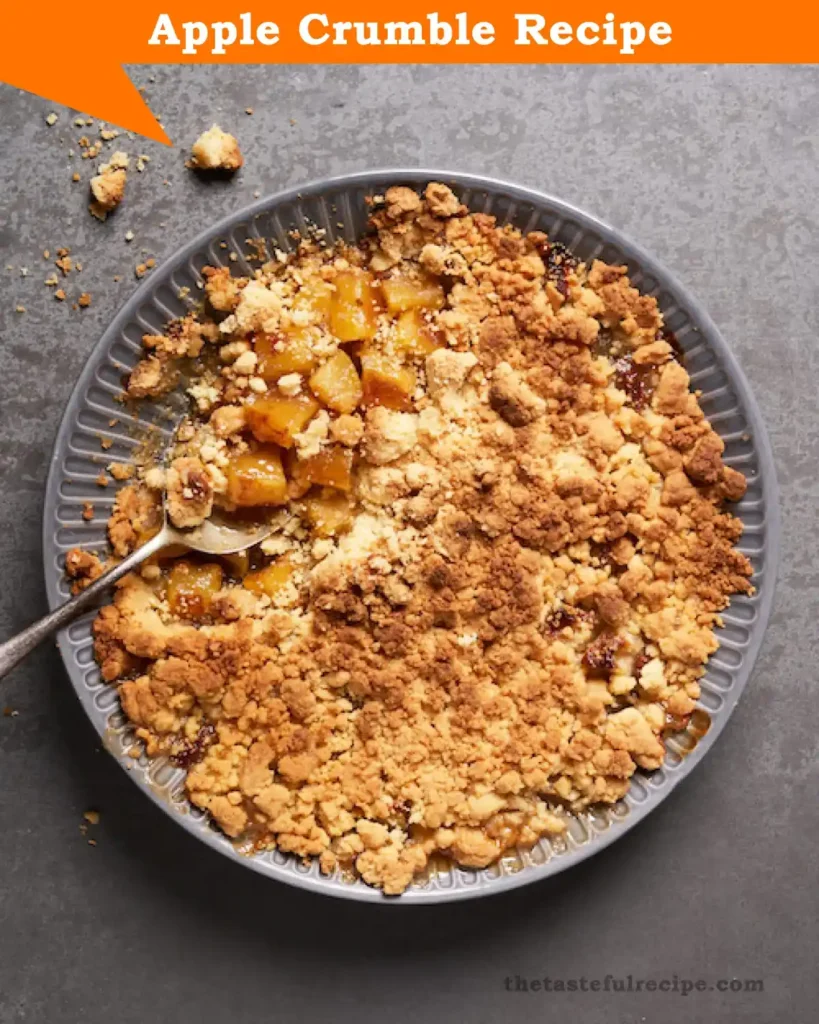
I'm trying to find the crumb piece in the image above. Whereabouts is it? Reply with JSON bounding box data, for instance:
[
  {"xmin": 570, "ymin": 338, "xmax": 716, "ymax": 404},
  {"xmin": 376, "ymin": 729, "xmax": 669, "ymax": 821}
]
[
  {"xmin": 126, "ymin": 355, "xmax": 178, "ymax": 398},
  {"xmin": 125, "ymin": 230, "xmax": 134, "ymax": 243},
  {"xmin": 89, "ymin": 152, "xmax": 128, "ymax": 220},
  {"xmin": 54, "ymin": 289, "xmax": 66, "ymax": 301},
  {"xmin": 83, "ymin": 810, "xmax": 100, "ymax": 825},
  {"xmin": 190, "ymin": 125, "xmax": 243, "ymax": 172},
  {"xmin": 362, "ymin": 408, "xmax": 418, "ymax": 465},
  {"xmin": 45, "ymin": 113, "xmax": 58, "ymax": 126},
  {"xmin": 424, "ymin": 182, "xmax": 461, "ymax": 217},
  {"xmin": 95, "ymin": 471, "xmax": 109, "ymax": 488},
  {"xmin": 108, "ymin": 462, "xmax": 134, "ymax": 481},
  {"xmin": 65, "ymin": 548, "xmax": 103, "ymax": 586},
  {"xmin": 329, "ymin": 413, "xmax": 364, "ymax": 448},
  {"xmin": 82, "ymin": 502, "xmax": 94, "ymax": 521},
  {"xmin": 166, "ymin": 456, "xmax": 214, "ymax": 528},
  {"xmin": 488, "ymin": 362, "xmax": 545, "ymax": 426},
  {"xmin": 78, "ymin": 292, "xmax": 92, "ymax": 308},
  {"xmin": 277, "ymin": 373, "xmax": 302, "ymax": 397},
  {"xmin": 14, "ymin": 305, "xmax": 25, "ymax": 314}
]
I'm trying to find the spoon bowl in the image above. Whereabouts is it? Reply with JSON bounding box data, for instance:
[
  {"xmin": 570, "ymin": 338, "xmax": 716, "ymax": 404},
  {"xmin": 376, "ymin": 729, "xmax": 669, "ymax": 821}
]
[{"xmin": 160, "ymin": 509, "xmax": 275, "ymax": 556}]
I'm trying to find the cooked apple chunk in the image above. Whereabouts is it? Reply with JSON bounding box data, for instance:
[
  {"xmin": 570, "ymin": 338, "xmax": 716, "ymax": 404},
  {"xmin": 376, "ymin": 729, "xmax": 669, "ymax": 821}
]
[
  {"xmin": 303, "ymin": 489, "xmax": 353, "ymax": 537},
  {"xmin": 289, "ymin": 444, "xmax": 353, "ymax": 493},
  {"xmin": 309, "ymin": 350, "xmax": 363, "ymax": 414},
  {"xmin": 245, "ymin": 394, "xmax": 320, "ymax": 447},
  {"xmin": 225, "ymin": 447, "xmax": 288, "ymax": 506},
  {"xmin": 361, "ymin": 350, "xmax": 417, "ymax": 410},
  {"xmin": 255, "ymin": 331, "xmax": 318, "ymax": 381},
  {"xmin": 381, "ymin": 273, "xmax": 444, "ymax": 315},
  {"xmin": 220, "ymin": 550, "xmax": 250, "ymax": 578},
  {"xmin": 243, "ymin": 556, "xmax": 295, "ymax": 599},
  {"xmin": 330, "ymin": 270, "xmax": 380, "ymax": 341},
  {"xmin": 391, "ymin": 308, "xmax": 442, "ymax": 358},
  {"xmin": 293, "ymin": 279, "xmax": 334, "ymax": 321},
  {"xmin": 167, "ymin": 561, "xmax": 223, "ymax": 620}
]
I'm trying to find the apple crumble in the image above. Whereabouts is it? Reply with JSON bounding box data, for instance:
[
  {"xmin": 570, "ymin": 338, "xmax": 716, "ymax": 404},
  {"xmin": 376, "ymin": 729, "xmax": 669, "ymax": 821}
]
[{"xmin": 69, "ymin": 183, "xmax": 752, "ymax": 894}]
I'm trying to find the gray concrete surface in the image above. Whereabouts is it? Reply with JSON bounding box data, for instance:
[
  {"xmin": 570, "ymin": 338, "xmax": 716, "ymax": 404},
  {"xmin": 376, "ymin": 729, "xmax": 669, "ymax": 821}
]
[{"xmin": 0, "ymin": 65, "xmax": 817, "ymax": 1023}]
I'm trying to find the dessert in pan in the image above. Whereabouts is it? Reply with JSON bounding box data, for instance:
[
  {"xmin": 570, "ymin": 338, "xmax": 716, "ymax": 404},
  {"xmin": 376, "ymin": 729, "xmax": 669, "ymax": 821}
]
[{"xmin": 67, "ymin": 182, "xmax": 751, "ymax": 894}]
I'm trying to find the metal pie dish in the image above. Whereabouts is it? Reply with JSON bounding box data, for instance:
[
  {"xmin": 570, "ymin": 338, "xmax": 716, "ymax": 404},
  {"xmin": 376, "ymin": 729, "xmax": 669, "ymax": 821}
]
[{"xmin": 42, "ymin": 170, "xmax": 780, "ymax": 903}]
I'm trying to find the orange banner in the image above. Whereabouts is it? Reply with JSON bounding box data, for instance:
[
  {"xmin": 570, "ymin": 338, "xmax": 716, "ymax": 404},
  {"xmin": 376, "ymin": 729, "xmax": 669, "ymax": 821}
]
[{"xmin": 4, "ymin": 2, "xmax": 818, "ymax": 144}]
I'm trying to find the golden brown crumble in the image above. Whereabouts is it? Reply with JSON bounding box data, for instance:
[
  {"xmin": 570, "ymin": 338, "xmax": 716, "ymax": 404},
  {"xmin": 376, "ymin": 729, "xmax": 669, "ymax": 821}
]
[{"xmin": 69, "ymin": 184, "xmax": 752, "ymax": 895}]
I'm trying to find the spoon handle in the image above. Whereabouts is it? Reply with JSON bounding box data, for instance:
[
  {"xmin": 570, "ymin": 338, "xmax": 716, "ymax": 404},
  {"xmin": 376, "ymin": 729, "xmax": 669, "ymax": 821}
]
[{"xmin": 0, "ymin": 528, "xmax": 170, "ymax": 681}]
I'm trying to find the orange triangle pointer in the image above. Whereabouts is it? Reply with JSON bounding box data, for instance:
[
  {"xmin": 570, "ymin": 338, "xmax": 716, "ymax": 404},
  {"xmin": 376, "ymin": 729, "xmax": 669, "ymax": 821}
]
[{"xmin": 2, "ymin": 8, "xmax": 170, "ymax": 144}]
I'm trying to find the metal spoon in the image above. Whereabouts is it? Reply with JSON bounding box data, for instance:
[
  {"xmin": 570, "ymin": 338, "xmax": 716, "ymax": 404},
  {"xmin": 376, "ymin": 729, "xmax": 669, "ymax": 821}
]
[{"xmin": 0, "ymin": 507, "xmax": 274, "ymax": 680}]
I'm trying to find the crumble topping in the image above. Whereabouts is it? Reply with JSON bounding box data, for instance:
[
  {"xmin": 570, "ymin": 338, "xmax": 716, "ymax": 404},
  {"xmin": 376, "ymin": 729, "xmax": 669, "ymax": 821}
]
[{"xmin": 69, "ymin": 183, "xmax": 752, "ymax": 895}]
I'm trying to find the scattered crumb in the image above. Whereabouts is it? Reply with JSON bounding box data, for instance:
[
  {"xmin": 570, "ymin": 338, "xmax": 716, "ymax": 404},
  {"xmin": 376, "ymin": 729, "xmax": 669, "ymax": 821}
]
[
  {"xmin": 72, "ymin": 173, "xmax": 81, "ymax": 183},
  {"xmin": 3, "ymin": 706, "xmax": 19, "ymax": 717},
  {"xmin": 245, "ymin": 107, "xmax": 254, "ymax": 115},
  {"xmin": 54, "ymin": 289, "xmax": 66, "ymax": 301},
  {"xmin": 134, "ymin": 257, "xmax": 157, "ymax": 280},
  {"xmin": 78, "ymin": 292, "xmax": 92, "ymax": 308},
  {"xmin": 83, "ymin": 809, "xmax": 101, "ymax": 825},
  {"xmin": 45, "ymin": 113, "xmax": 58, "ymax": 126},
  {"xmin": 82, "ymin": 502, "xmax": 94, "ymax": 521},
  {"xmin": 125, "ymin": 230, "xmax": 134, "ymax": 242},
  {"xmin": 90, "ymin": 151, "xmax": 128, "ymax": 220},
  {"xmin": 95, "ymin": 471, "xmax": 109, "ymax": 487},
  {"xmin": 43, "ymin": 249, "xmax": 50, "ymax": 260},
  {"xmin": 14, "ymin": 305, "xmax": 25, "ymax": 314},
  {"xmin": 189, "ymin": 125, "xmax": 243, "ymax": 172},
  {"xmin": 100, "ymin": 436, "xmax": 112, "ymax": 450}
]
